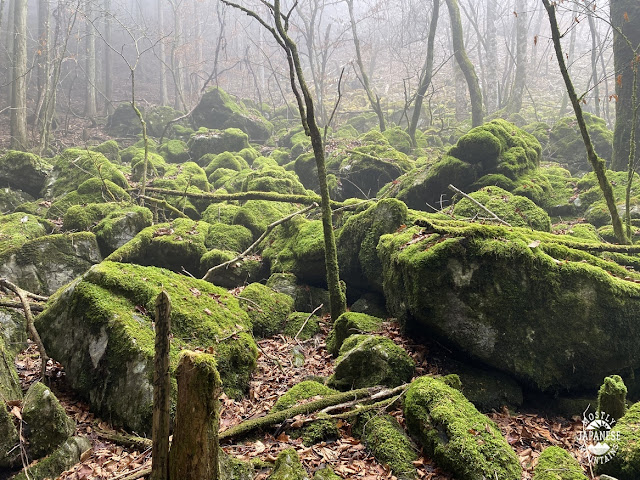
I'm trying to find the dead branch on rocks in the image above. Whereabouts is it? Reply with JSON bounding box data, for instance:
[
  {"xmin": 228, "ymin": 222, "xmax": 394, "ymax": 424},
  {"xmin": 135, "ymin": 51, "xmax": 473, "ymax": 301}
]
[{"xmin": 448, "ymin": 184, "xmax": 512, "ymax": 227}]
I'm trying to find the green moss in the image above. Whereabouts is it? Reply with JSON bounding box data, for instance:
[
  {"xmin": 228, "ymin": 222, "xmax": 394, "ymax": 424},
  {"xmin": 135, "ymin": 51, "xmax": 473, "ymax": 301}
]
[
  {"xmin": 404, "ymin": 376, "xmax": 521, "ymax": 480},
  {"xmin": 329, "ymin": 335, "xmax": 414, "ymax": 390},
  {"xmin": 269, "ymin": 149, "xmax": 291, "ymax": 166},
  {"xmin": 203, "ymin": 151, "xmax": 250, "ymax": 175},
  {"xmin": 204, "ymin": 223, "xmax": 253, "ymax": 252},
  {"xmin": 239, "ymin": 283, "xmax": 294, "ymax": 338},
  {"xmin": 300, "ymin": 415, "xmax": 339, "ymax": 446},
  {"xmin": 63, "ymin": 202, "xmax": 117, "ymax": 231},
  {"xmin": 452, "ymin": 186, "xmax": 551, "ymax": 231},
  {"xmin": 533, "ymin": 446, "xmax": 587, "ymax": 480},
  {"xmin": 188, "ymin": 128, "xmax": 251, "ymax": 162},
  {"xmin": 93, "ymin": 205, "xmax": 153, "ymax": 255},
  {"xmin": 552, "ymin": 223, "xmax": 600, "ymax": 242},
  {"xmin": 47, "ymin": 178, "xmax": 131, "ymax": 219},
  {"xmin": 237, "ymin": 147, "xmax": 260, "ymax": 165},
  {"xmin": 242, "ymin": 166, "xmax": 307, "ymax": 195},
  {"xmin": 598, "ymin": 375, "xmax": 627, "ymax": 421},
  {"xmin": 353, "ymin": 413, "xmax": 418, "ymax": 478},
  {"xmin": 0, "ymin": 398, "xmax": 20, "ymax": 468},
  {"xmin": 383, "ymin": 126, "xmax": 413, "ymax": 154},
  {"xmin": 46, "ymin": 148, "xmax": 127, "ymax": 199},
  {"xmin": 267, "ymin": 448, "xmax": 309, "ymax": 480},
  {"xmin": 0, "ymin": 150, "xmax": 53, "ymax": 197},
  {"xmin": 11, "ymin": 436, "xmax": 91, "ymax": 480},
  {"xmin": 22, "ymin": 382, "xmax": 75, "ymax": 458},
  {"xmin": 159, "ymin": 139, "xmax": 190, "ymax": 163},
  {"xmin": 145, "ymin": 105, "xmax": 184, "ymax": 138},
  {"xmin": 282, "ymin": 312, "xmax": 321, "ymax": 340},
  {"xmin": 326, "ymin": 312, "xmax": 383, "ymax": 357},
  {"xmin": 596, "ymin": 401, "xmax": 640, "ymax": 479},
  {"xmin": 0, "ymin": 212, "xmax": 51, "ymax": 255},
  {"xmin": 0, "ymin": 336, "xmax": 21, "ymax": 404},
  {"xmin": 90, "ymin": 140, "xmax": 121, "ymax": 164},
  {"xmin": 312, "ymin": 467, "xmax": 341, "ymax": 480},
  {"xmin": 130, "ymin": 151, "xmax": 168, "ymax": 182},
  {"xmin": 234, "ymin": 200, "xmax": 299, "ymax": 239},
  {"xmin": 201, "ymin": 203, "xmax": 243, "ymax": 225},
  {"xmin": 272, "ymin": 380, "xmax": 338, "ymax": 412},
  {"xmin": 106, "ymin": 218, "xmax": 209, "ymax": 276}
]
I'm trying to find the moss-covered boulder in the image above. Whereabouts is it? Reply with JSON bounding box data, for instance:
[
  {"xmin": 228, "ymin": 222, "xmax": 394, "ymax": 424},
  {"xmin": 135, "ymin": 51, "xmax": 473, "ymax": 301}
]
[
  {"xmin": 0, "ymin": 307, "xmax": 27, "ymax": 358},
  {"xmin": 192, "ymin": 87, "xmax": 273, "ymax": 141},
  {"xmin": 90, "ymin": 139, "xmax": 121, "ymax": 164},
  {"xmin": 234, "ymin": 200, "xmax": 299, "ymax": 240},
  {"xmin": 203, "ymin": 151, "xmax": 249, "ymax": 173},
  {"xmin": 388, "ymin": 120, "xmax": 540, "ymax": 211},
  {"xmin": 272, "ymin": 380, "xmax": 338, "ymax": 412},
  {"xmin": 0, "ymin": 398, "xmax": 20, "ymax": 468},
  {"xmin": 452, "ymin": 186, "xmax": 551, "ymax": 231},
  {"xmin": 204, "ymin": 223, "xmax": 253, "ymax": 252},
  {"xmin": 328, "ymin": 335, "xmax": 414, "ymax": 390},
  {"xmin": 267, "ymin": 448, "xmax": 309, "ymax": 480},
  {"xmin": 200, "ymin": 249, "xmax": 268, "ymax": 288},
  {"xmin": 242, "ymin": 166, "xmax": 307, "ymax": 195},
  {"xmin": 93, "ymin": 205, "xmax": 153, "ymax": 256},
  {"xmin": 349, "ymin": 292, "xmax": 388, "ymax": 318},
  {"xmin": 379, "ymin": 217, "xmax": 640, "ymax": 393},
  {"xmin": 0, "ymin": 232, "xmax": 102, "ymax": 295},
  {"xmin": 261, "ymin": 217, "xmax": 326, "ymax": 286},
  {"xmin": 146, "ymin": 105, "xmax": 184, "ymax": 138},
  {"xmin": 22, "ymin": 382, "xmax": 75, "ymax": 459},
  {"xmin": 548, "ymin": 113, "xmax": 613, "ymax": 174},
  {"xmin": 11, "ymin": 436, "xmax": 91, "ymax": 480},
  {"xmin": 159, "ymin": 139, "xmax": 190, "ymax": 163},
  {"xmin": 107, "ymin": 103, "xmax": 142, "ymax": 136},
  {"xmin": 326, "ymin": 312, "xmax": 383, "ymax": 357},
  {"xmin": 201, "ymin": 203, "xmax": 243, "ymax": 225},
  {"xmin": 312, "ymin": 467, "xmax": 341, "ymax": 480},
  {"xmin": 404, "ymin": 376, "xmax": 521, "ymax": 480},
  {"xmin": 106, "ymin": 218, "xmax": 209, "ymax": 276},
  {"xmin": 383, "ymin": 126, "xmax": 413, "ymax": 154},
  {"xmin": 533, "ymin": 446, "xmax": 587, "ymax": 480},
  {"xmin": 337, "ymin": 198, "xmax": 408, "ymax": 291},
  {"xmin": 46, "ymin": 178, "xmax": 131, "ymax": 220},
  {"xmin": 353, "ymin": 413, "xmax": 418, "ymax": 479},
  {"xmin": 0, "ymin": 187, "xmax": 34, "ymax": 213},
  {"xmin": 0, "ymin": 213, "xmax": 51, "ymax": 255},
  {"xmin": 35, "ymin": 261, "xmax": 257, "ymax": 432},
  {"xmin": 594, "ymin": 401, "xmax": 640, "ymax": 479},
  {"xmin": 0, "ymin": 335, "xmax": 22, "ymax": 403},
  {"xmin": 0, "ymin": 150, "xmax": 52, "ymax": 197},
  {"xmin": 44, "ymin": 149, "xmax": 128, "ymax": 199},
  {"xmin": 283, "ymin": 312, "xmax": 321, "ymax": 340},
  {"xmin": 238, "ymin": 283, "xmax": 294, "ymax": 338},
  {"xmin": 265, "ymin": 273, "xmax": 329, "ymax": 314},
  {"xmin": 188, "ymin": 128, "xmax": 252, "ymax": 162}
]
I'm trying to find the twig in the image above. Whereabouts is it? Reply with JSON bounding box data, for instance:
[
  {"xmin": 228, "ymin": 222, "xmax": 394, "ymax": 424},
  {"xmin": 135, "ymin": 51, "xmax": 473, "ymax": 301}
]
[
  {"xmin": 111, "ymin": 465, "xmax": 151, "ymax": 480},
  {"xmin": 0, "ymin": 301, "xmax": 44, "ymax": 312},
  {"xmin": 234, "ymin": 296, "xmax": 264, "ymax": 312},
  {"xmin": 323, "ymin": 67, "xmax": 345, "ymax": 144},
  {"xmin": 294, "ymin": 304, "xmax": 323, "ymax": 341},
  {"xmin": 203, "ymin": 203, "xmax": 318, "ymax": 281},
  {"xmin": 95, "ymin": 429, "xmax": 153, "ymax": 450},
  {"xmin": 256, "ymin": 342, "xmax": 285, "ymax": 374},
  {"xmin": 0, "ymin": 279, "xmax": 48, "ymax": 379},
  {"xmin": 447, "ymin": 184, "xmax": 512, "ymax": 227},
  {"xmin": 137, "ymin": 195, "xmax": 189, "ymax": 219}
]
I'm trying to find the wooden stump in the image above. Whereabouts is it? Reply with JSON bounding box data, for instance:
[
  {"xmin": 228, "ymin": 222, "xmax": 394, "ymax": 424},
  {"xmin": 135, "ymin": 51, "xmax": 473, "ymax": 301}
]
[{"xmin": 169, "ymin": 350, "xmax": 222, "ymax": 480}]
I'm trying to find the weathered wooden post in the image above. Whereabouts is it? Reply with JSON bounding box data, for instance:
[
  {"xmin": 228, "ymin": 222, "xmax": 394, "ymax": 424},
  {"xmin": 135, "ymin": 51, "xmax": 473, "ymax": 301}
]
[
  {"xmin": 151, "ymin": 291, "xmax": 171, "ymax": 480},
  {"xmin": 169, "ymin": 350, "xmax": 222, "ymax": 480}
]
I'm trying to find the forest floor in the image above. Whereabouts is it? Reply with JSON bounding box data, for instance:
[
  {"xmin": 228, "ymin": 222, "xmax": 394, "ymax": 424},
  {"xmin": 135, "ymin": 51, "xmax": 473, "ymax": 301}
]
[{"xmin": 12, "ymin": 316, "xmax": 594, "ymax": 480}]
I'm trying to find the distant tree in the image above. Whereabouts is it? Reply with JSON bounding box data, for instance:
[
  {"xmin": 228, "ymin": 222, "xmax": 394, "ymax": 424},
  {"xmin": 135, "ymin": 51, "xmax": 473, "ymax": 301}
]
[
  {"xmin": 506, "ymin": 0, "xmax": 527, "ymax": 114},
  {"xmin": 10, "ymin": 0, "xmax": 28, "ymax": 149}
]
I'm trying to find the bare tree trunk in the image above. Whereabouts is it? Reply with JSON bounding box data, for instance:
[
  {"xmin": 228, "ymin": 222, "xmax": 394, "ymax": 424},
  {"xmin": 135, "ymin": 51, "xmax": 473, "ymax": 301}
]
[
  {"xmin": 507, "ymin": 0, "xmax": 527, "ymax": 113},
  {"xmin": 543, "ymin": 0, "xmax": 628, "ymax": 244},
  {"xmin": 36, "ymin": 0, "xmax": 50, "ymax": 116},
  {"xmin": 445, "ymin": 0, "xmax": 483, "ymax": 126},
  {"xmin": 485, "ymin": 0, "xmax": 498, "ymax": 113},
  {"xmin": 104, "ymin": 0, "xmax": 113, "ymax": 115},
  {"xmin": 586, "ymin": 4, "xmax": 600, "ymax": 117},
  {"xmin": 558, "ymin": 2, "xmax": 578, "ymax": 118},
  {"xmin": 5, "ymin": 0, "xmax": 15, "ymax": 107},
  {"xmin": 84, "ymin": 0, "xmax": 97, "ymax": 123},
  {"xmin": 158, "ymin": 0, "xmax": 168, "ymax": 105},
  {"xmin": 408, "ymin": 0, "xmax": 440, "ymax": 146},
  {"xmin": 151, "ymin": 292, "xmax": 171, "ymax": 480},
  {"xmin": 346, "ymin": 0, "xmax": 385, "ymax": 132},
  {"xmin": 169, "ymin": 351, "xmax": 221, "ymax": 480},
  {"xmin": 10, "ymin": 0, "xmax": 28, "ymax": 149}
]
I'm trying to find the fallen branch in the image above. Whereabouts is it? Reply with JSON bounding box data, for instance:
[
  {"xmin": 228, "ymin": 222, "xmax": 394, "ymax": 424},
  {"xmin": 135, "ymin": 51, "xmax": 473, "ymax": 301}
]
[
  {"xmin": 112, "ymin": 465, "xmax": 151, "ymax": 480},
  {"xmin": 294, "ymin": 304, "xmax": 323, "ymax": 341},
  {"xmin": 95, "ymin": 429, "xmax": 153, "ymax": 450},
  {"xmin": 203, "ymin": 203, "xmax": 318, "ymax": 281},
  {"xmin": 219, "ymin": 383, "xmax": 408, "ymax": 442},
  {"xmin": 0, "ymin": 301, "xmax": 44, "ymax": 312},
  {"xmin": 320, "ymin": 383, "xmax": 408, "ymax": 415},
  {"xmin": 0, "ymin": 279, "xmax": 48, "ymax": 379},
  {"xmin": 448, "ymin": 184, "xmax": 512, "ymax": 227},
  {"xmin": 137, "ymin": 195, "xmax": 189, "ymax": 219}
]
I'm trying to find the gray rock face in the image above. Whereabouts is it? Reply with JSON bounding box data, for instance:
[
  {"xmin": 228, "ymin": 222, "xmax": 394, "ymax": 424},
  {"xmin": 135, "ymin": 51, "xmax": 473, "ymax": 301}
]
[
  {"xmin": 0, "ymin": 151, "xmax": 52, "ymax": 197},
  {"xmin": 0, "ymin": 232, "xmax": 102, "ymax": 295},
  {"xmin": 0, "ymin": 398, "xmax": 20, "ymax": 468}
]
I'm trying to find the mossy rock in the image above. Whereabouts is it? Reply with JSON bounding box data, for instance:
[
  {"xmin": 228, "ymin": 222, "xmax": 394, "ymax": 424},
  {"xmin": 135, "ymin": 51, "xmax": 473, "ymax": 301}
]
[
  {"xmin": 299, "ymin": 414, "xmax": 339, "ymax": 446},
  {"xmin": 549, "ymin": 113, "xmax": 613, "ymax": 174},
  {"xmin": 379, "ymin": 218, "xmax": 640, "ymax": 392},
  {"xmin": 383, "ymin": 126, "xmax": 413, "ymax": 154},
  {"xmin": 204, "ymin": 223, "xmax": 253, "ymax": 252},
  {"xmin": 0, "ymin": 232, "xmax": 102, "ymax": 295},
  {"xmin": 455, "ymin": 364, "xmax": 524, "ymax": 412},
  {"xmin": 11, "ymin": 436, "xmax": 91, "ymax": 480},
  {"xmin": 328, "ymin": 335, "xmax": 414, "ymax": 390},
  {"xmin": 265, "ymin": 273, "xmax": 329, "ymax": 314},
  {"xmin": 63, "ymin": 202, "xmax": 119, "ymax": 231},
  {"xmin": 107, "ymin": 103, "xmax": 143, "ymax": 136},
  {"xmin": 353, "ymin": 412, "xmax": 418, "ymax": 479},
  {"xmin": 270, "ymin": 149, "xmax": 291, "ymax": 166},
  {"xmin": 0, "ymin": 398, "xmax": 20, "ymax": 468},
  {"xmin": 130, "ymin": 151, "xmax": 168, "ymax": 182},
  {"xmin": 337, "ymin": 198, "xmax": 408, "ymax": 291},
  {"xmin": 282, "ymin": 312, "xmax": 321, "ymax": 340},
  {"xmin": 533, "ymin": 446, "xmax": 587, "ymax": 480},
  {"xmin": 267, "ymin": 448, "xmax": 310, "ymax": 480},
  {"xmin": 0, "ymin": 212, "xmax": 51, "ymax": 256},
  {"xmin": 452, "ymin": 186, "xmax": 551, "ymax": 231},
  {"xmin": 36, "ymin": 261, "xmax": 257, "ymax": 432},
  {"xmin": 90, "ymin": 140, "xmax": 121, "ymax": 164},
  {"xmin": 0, "ymin": 187, "xmax": 34, "ymax": 213},
  {"xmin": 106, "ymin": 218, "xmax": 209, "ymax": 276},
  {"xmin": 238, "ymin": 283, "xmax": 294, "ymax": 338},
  {"xmin": 242, "ymin": 166, "xmax": 307, "ymax": 195},
  {"xmin": 237, "ymin": 147, "xmax": 260, "ymax": 165},
  {"xmin": 188, "ymin": 127, "xmax": 251, "ymax": 162},
  {"xmin": 200, "ymin": 249, "xmax": 268, "ymax": 288},
  {"xmin": 0, "ymin": 307, "xmax": 27, "ymax": 358},
  {"xmin": 326, "ymin": 312, "xmax": 383, "ymax": 357},
  {"xmin": 159, "ymin": 139, "xmax": 190, "ymax": 163},
  {"xmin": 203, "ymin": 151, "xmax": 249, "ymax": 173},
  {"xmin": 93, "ymin": 205, "xmax": 153, "ymax": 256},
  {"xmin": 201, "ymin": 203, "xmax": 243, "ymax": 225},
  {"xmin": 47, "ymin": 178, "xmax": 131, "ymax": 220},
  {"xmin": 234, "ymin": 200, "xmax": 299, "ymax": 240},
  {"xmin": 191, "ymin": 87, "xmax": 273, "ymax": 141},
  {"xmin": 261, "ymin": 217, "xmax": 326, "ymax": 286},
  {"xmin": 272, "ymin": 380, "xmax": 338, "ymax": 412},
  {"xmin": 0, "ymin": 150, "xmax": 53, "ymax": 197},
  {"xmin": 349, "ymin": 292, "xmax": 388, "ymax": 319},
  {"xmin": 598, "ymin": 374, "xmax": 628, "ymax": 421},
  {"xmin": 294, "ymin": 153, "xmax": 318, "ymax": 190},
  {"xmin": 312, "ymin": 467, "xmax": 341, "ymax": 480},
  {"xmin": 403, "ymin": 376, "xmax": 521, "ymax": 480},
  {"xmin": 0, "ymin": 335, "xmax": 22, "ymax": 403},
  {"xmin": 219, "ymin": 451, "xmax": 255, "ymax": 480},
  {"xmin": 145, "ymin": 105, "xmax": 184, "ymax": 138},
  {"xmin": 22, "ymin": 382, "xmax": 75, "ymax": 459},
  {"xmin": 345, "ymin": 112, "xmax": 379, "ymax": 133},
  {"xmin": 596, "ymin": 401, "xmax": 640, "ymax": 479},
  {"xmin": 44, "ymin": 148, "xmax": 128, "ymax": 199}
]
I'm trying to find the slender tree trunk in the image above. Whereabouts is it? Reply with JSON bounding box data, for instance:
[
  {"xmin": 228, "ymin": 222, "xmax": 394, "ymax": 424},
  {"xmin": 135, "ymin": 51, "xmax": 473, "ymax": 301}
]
[
  {"xmin": 507, "ymin": 0, "xmax": 527, "ymax": 113},
  {"xmin": 151, "ymin": 292, "xmax": 171, "ymax": 480},
  {"xmin": 610, "ymin": 0, "xmax": 640, "ymax": 171},
  {"xmin": 10, "ymin": 0, "xmax": 28, "ymax": 149},
  {"xmin": 346, "ymin": 0, "xmax": 385, "ymax": 132},
  {"xmin": 104, "ymin": 0, "xmax": 113, "ymax": 115},
  {"xmin": 6, "ymin": 0, "xmax": 15, "ymax": 110},
  {"xmin": 559, "ymin": 2, "xmax": 578, "ymax": 118},
  {"xmin": 84, "ymin": 0, "xmax": 97, "ymax": 123},
  {"xmin": 485, "ymin": 0, "xmax": 497, "ymax": 113},
  {"xmin": 445, "ymin": 0, "xmax": 483, "ymax": 126},
  {"xmin": 543, "ymin": 0, "xmax": 628, "ymax": 244},
  {"xmin": 408, "ymin": 0, "xmax": 440, "ymax": 146},
  {"xmin": 158, "ymin": 0, "xmax": 168, "ymax": 105},
  {"xmin": 36, "ymin": 0, "xmax": 50, "ymax": 114},
  {"xmin": 587, "ymin": 5, "xmax": 600, "ymax": 117}
]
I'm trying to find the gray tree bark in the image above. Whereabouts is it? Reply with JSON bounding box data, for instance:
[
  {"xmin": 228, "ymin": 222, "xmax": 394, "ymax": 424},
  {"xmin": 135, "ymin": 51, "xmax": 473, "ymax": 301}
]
[{"xmin": 10, "ymin": 0, "xmax": 28, "ymax": 149}]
